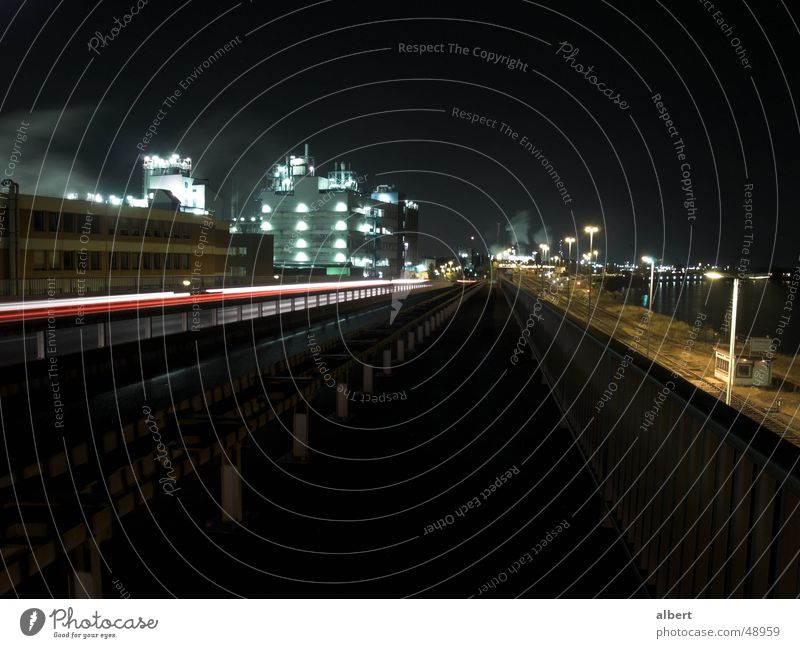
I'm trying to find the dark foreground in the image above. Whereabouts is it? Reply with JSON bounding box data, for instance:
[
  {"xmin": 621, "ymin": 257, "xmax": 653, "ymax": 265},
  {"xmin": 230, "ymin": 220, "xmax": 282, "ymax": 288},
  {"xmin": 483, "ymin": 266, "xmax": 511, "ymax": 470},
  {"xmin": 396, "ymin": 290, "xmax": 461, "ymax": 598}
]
[{"xmin": 8, "ymin": 285, "xmax": 643, "ymax": 597}]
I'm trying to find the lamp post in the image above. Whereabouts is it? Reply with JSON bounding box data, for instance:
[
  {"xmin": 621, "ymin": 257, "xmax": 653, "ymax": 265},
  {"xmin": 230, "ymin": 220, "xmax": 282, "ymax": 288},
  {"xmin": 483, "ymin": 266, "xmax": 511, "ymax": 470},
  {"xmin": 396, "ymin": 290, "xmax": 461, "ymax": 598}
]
[
  {"xmin": 642, "ymin": 256, "xmax": 656, "ymax": 309},
  {"xmin": 584, "ymin": 226, "xmax": 599, "ymax": 307},
  {"xmin": 538, "ymin": 243, "xmax": 549, "ymax": 288},
  {"xmin": 565, "ymin": 237, "xmax": 575, "ymax": 260},
  {"xmin": 564, "ymin": 237, "xmax": 575, "ymax": 274},
  {"xmin": 705, "ymin": 271, "xmax": 737, "ymax": 406},
  {"xmin": 539, "ymin": 243, "xmax": 549, "ymax": 264},
  {"xmin": 642, "ymin": 256, "xmax": 656, "ymax": 357}
]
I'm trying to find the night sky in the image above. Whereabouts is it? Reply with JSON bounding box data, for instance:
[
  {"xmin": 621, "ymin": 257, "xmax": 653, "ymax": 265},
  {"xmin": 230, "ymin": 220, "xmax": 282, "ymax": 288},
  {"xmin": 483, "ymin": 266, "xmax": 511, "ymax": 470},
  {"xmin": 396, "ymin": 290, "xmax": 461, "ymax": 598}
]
[{"xmin": 2, "ymin": 0, "xmax": 799, "ymax": 266}]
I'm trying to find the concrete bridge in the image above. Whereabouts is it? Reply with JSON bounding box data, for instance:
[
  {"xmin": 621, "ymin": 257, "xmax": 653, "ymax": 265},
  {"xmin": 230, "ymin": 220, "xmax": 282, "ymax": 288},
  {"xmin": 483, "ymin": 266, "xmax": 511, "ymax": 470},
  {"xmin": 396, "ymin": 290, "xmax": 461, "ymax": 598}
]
[{"xmin": 500, "ymin": 277, "xmax": 800, "ymax": 597}]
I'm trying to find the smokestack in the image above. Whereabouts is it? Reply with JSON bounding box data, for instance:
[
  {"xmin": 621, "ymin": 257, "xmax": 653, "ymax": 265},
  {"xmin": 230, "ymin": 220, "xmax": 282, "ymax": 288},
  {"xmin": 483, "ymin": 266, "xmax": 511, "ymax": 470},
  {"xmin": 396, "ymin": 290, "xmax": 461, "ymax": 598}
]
[
  {"xmin": 304, "ymin": 142, "xmax": 309, "ymax": 158},
  {"xmin": 230, "ymin": 172, "xmax": 239, "ymax": 220}
]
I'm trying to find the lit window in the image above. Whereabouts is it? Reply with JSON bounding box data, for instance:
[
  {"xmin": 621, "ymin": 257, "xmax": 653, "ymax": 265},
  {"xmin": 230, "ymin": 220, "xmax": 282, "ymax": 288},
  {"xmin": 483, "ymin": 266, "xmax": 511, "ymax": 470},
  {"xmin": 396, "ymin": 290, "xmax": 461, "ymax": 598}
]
[
  {"xmin": 334, "ymin": 238, "xmax": 346, "ymax": 249},
  {"xmin": 334, "ymin": 202, "xmax": 347, "ymax": 212},
  {"xmin": 261, "ymin": 204, "xmax": 272, "ymax": 213},
  {"xmin": 296, "ymin": 203, "xmax": 309, "ymax": 213},
  {"xmin": 296, "ymin": 238, "xmax": 308, "ymax": 248},
  {"xmin": 296, "ymin": 221, "xmax": 308, "ymax": 231},
  {"xmin": 294, "ymin": 252, "xmax": 309, "ymax": 262},
  {"xmin": 334, "ymin": 253, "xmax": 346, "ymax": 262},
  {"xmin": 334, "ymin": 220, "xmax": 347, "ymax": 231},
  {"xmin": 260, "ymin": 221, "xmax": 273, "ymax": 231}
]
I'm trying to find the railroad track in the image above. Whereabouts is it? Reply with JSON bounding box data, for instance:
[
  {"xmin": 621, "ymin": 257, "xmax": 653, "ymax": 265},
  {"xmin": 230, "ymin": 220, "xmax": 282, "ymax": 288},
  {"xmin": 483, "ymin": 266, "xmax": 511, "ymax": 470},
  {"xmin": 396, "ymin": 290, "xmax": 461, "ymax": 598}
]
[{"xmin": 0, "ymin": 283, "xmax": 478, "ymax": 596}]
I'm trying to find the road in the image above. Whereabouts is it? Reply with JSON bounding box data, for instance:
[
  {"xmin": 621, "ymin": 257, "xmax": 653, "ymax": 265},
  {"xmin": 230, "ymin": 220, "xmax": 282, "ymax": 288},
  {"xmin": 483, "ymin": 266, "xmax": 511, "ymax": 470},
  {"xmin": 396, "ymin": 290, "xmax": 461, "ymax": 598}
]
[{"xmin": 511, "ymin": 269, "xmax": 800, "ymax": 445}]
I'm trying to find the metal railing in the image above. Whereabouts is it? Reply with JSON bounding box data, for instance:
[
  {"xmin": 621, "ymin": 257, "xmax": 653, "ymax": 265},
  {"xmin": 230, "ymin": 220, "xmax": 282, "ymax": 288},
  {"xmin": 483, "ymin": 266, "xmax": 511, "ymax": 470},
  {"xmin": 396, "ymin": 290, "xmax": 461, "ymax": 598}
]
[{"xmin": 0, "ymin": 282, "xmax": 430, "ymax": 367}]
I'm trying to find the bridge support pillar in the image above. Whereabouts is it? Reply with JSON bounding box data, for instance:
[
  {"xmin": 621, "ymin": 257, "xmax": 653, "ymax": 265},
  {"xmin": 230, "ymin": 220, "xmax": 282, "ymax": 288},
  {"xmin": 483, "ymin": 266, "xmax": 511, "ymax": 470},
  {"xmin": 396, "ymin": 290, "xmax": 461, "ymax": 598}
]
[
  {"xmin": 362, "ymin": 364, "xmax": 373, "ymax": 394},
  {"xmin": 292, "ymin": 410, "xmax": 309, "ymax": 461},
  {"xmin": 408, "ymin": 330, "xmax": 415, "ymax": 352},
  {"xmin": 36, "ymin": 330, "xmax": 45, "ymax": 360},
  {"xmin": 417, "ymin": 325, "xmax": 424, "ymax": 343},
  {"xmin": 142, "ymin": 317, "xmax": 152, "ymax": 340},
  {"xmin": 336, "ymin": 382, "xmax": 348, "ymax": 418},
  {"xmin": 424, "ymin": 321, "xmax": 430, "ymax": 337},
  {"xmin": 382, "ymin": 349, "xmax": 392, "ymax": 375},
  {"xmin": 68, "ymin": 543, "xmax": 102, "ymax": 598},
  {"xmin": 397, "ymin": 339, "xmax": 405, "ymax": 362},
  {"xmin": 221, "ymin": 446, "xmax": 243, "ymax": 523},
  {"xmin": 96, "ymin": 322, "xmax": 106, "ymax": 349}
]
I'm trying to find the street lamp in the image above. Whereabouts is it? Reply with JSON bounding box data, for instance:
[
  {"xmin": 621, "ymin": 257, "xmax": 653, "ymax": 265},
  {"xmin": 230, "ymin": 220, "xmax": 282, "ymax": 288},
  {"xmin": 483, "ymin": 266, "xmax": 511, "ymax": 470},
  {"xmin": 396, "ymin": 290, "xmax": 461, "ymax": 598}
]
[
  {"xmin": 642, "ymin": 256, "xmax": 656, "ymax": 357},
  {"xmin": 642, "ymin": 256, "xmax": 656, "ymax": 309},
  {"xmin": 564, "ymin": 237, "xmax": 575, "ymax": 269},
  {"xmin": 539, "ymin": 243, "xmax": 549, "ymax": 264},
  {"xmin": 584, "ymin": 226, "xmax": 599, "ymax": 306},
  {"xmin": 705, "ymin": 271, "xmax": 771, "ymax": 405},
  {"xmin": 705, "ymin": 271, "xmax": 736, "ymax": 406}
]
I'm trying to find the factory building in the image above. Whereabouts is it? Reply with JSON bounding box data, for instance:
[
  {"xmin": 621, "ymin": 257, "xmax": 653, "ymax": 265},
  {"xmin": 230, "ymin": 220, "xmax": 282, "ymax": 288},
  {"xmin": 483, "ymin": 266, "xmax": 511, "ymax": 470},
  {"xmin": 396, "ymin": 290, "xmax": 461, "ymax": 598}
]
[
  {"xmin": 142, "ymin": 154, "xmax": 208, "ymax": 211},
  {"xmin": 0, "ymin": 180, "xmax": 272, "ymax": 296},
  {"xmin": 66, "ymin": 153, "xmax": 211, "ymax": 214},
  {"xmin": 243, "ymin": 144, "xmax": 418, "ymax": 277},
  {"xmin": 370, "ymin": 184, "xmax": 419, "ymax": 276}
]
